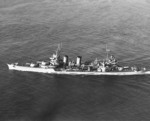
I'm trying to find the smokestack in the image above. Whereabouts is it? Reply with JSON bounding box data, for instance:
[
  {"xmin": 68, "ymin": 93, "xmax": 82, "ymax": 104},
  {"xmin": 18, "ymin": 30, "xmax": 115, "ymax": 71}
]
[
  {"xmin": 63, "ymin": 55, "xmax": 68, "ymax": 65},
  {"xmin": 76, "ymin": 56, "xmax": 82, "ymax": 66}
]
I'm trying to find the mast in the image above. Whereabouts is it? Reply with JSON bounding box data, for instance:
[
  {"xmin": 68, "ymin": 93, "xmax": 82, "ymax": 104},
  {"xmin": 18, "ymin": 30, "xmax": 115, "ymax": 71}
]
[
  {"xmin": 106, "ymin": 44, "xmax": 110, "ymax": 61},
  {"xmin": 56, "ymin": 43, "xmax": 62, "ymax": 56}
]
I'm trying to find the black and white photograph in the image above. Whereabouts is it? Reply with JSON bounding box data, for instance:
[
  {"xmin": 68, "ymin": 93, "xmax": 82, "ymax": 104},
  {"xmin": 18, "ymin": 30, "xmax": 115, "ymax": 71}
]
[{"xmin": 0, "ymin": 0, "xmax": 150, "ymax": 120}]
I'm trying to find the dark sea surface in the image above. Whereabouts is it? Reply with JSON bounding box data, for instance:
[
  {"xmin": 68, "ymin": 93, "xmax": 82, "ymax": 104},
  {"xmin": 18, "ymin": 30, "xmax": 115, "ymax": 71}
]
[{"xmin": 1, "ymin": 0, "xmax": 150, "ymax": 121}]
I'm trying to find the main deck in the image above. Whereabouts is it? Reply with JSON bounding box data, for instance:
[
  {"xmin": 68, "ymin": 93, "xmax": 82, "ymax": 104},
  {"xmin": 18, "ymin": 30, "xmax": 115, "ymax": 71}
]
[{"xmin": 7, "ymin": 64, "xmax": 150, "ymax": 76}]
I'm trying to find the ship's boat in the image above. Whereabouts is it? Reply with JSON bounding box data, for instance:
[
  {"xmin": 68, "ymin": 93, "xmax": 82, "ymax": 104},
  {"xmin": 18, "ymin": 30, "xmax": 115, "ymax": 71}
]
[{"xmin": 7, "ymin": 44, "xmax": 150, "ymax": 76}]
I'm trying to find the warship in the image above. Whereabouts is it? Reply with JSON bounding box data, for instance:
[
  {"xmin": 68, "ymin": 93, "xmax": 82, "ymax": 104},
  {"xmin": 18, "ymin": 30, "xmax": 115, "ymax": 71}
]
[{"xmin": 7, "ymin": 44, "xmax": 150, "ymax": 76}]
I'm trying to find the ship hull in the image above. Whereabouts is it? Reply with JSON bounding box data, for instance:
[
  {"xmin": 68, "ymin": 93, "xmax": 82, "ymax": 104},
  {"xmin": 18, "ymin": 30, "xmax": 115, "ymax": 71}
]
[
  {"xmin": 7, "ymin": 64, "xmax": 55, "ymax": 73},
  {"xmin": 51, "ymin": 71, "xmax": 150, "ymax": 76},
  {"xmin": 7, "ymin": 64, "xmax": 150, "ymax": 76}
]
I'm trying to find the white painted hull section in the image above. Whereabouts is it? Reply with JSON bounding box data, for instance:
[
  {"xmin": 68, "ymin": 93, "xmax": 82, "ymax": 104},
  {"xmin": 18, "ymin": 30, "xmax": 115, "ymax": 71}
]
[
  {"xmin": 7, "ymin": 64, "xmax": 55, "ymax": 73},
  {"xmin": 7, "ymin": 64, "xmax": 150, "ymax": 76}
]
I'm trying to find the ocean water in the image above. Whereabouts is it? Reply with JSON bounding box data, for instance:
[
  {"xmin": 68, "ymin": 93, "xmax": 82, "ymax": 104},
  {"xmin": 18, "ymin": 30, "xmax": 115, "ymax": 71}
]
[{"xmin": 1, "ymin": 0, "xmax": 150, "ymax": 121}]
